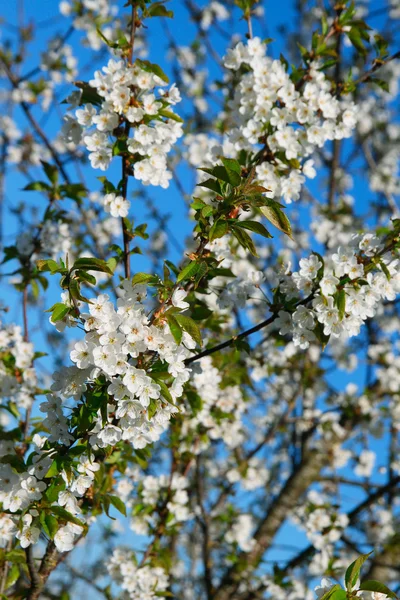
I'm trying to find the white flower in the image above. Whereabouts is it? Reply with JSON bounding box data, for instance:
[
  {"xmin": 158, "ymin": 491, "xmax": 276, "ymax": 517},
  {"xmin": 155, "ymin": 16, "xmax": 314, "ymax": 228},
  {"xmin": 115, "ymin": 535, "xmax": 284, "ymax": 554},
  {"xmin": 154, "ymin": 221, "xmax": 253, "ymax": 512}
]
[
  {"xmin": 21, "ymin": 476, "xmax": 47, "ymax": 501},
  {"xmin": 70, "ymin": 341, "xmax": 94, "ymax": 369},
  {"xmin": 54, "ymin": 525, "xmax": 76, "ymax": 552},
  {"xmin": 16, "ymin": 515, "xmax": 40, "ymax": 548},
  {"xmin": 299, "ymin": 255, "xmax": 322, "ymax": 280},
  {"xmin": 172, "ymin": 289, "xmax": 189, "ymax": 310},
  {"xmin": 314, "ymin": 578, "xmax": 335, "ymax": 598},
  {"xmin": 292, "ymin": 306, "xmax": 315, "ymax": 330},
  {"xmin": 320, "ymin": 273, "xmax": 339, "ymax": 296},
  {"xmin": 58, "ymin": 490, "xmax": 80, "ymax": 514}
]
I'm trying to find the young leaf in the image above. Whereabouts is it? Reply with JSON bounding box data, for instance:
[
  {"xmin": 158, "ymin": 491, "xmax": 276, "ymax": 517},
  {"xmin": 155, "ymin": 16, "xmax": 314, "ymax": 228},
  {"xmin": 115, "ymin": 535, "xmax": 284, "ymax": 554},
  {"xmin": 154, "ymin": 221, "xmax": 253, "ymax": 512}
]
[
  {"xmin": 336, "ymin": 289, "xmax": 346, "ymax": 320},
  {"xmin": 233, "ymin": 220, "xmax": 273, "ymax": 239},
  {"xmin": 319, "ymin": 586, "xmax": 347, "ymax": 600},
  {"xmin": 358, "ymin": 581, "xmax": 397, "ymax": 599},
  {"xmin": 159, "ymin": 109, "xmax": 183, "ymax": 122},
  {"xmin": 40, "ymin": 512, "xmax": 58, "ymax": 539},
  {"xmin": 23, "ymin": 181, "xmax": 51, "ymax": 192},
  {"xmin": 209, "ymin": 219, "xmax": 229, "ymax": 242},
  {"xmin": 131, "ymin": 272, "xmax": 158, "ymax": 286},
  {"xmin": 41, "ymin": 161, "xmax": 59, "ymax": 185},
  {"xmin": 220, "ymin": 157, "xmax": 241, "ymax": 174},
  {"xmin": 51, "ymin": 303, "xmax": 70, "ymax": 323},
  {"xmin": 150, "ymin": 377, "xmax": 174, "ymax": 405},
  {"xmin": 345, "ymin": 552, "xmax": 373, "ymax": 591},
  {"xmin": 166, "ymin": 313, "xmax": 183, "ymax": 344},
  {"xmin": 177, "ymin": 261, "xmax": 201, "ymax": 283},
  {"xmin": 50, "ymin": 506, "xmax": 88, "ymax": 531},
  {"xmin": 136, "ymin": 58, "xmax": 169, "ymax": 83},
  {"xmin": 37, "ymin": 259, "xmax": 62, "ymax": 273},
  {"xmin": 198, "ymin": 178, "xmax": 222, "ymax": 195},
  {"xmin": 147, "ymin": 2, "xmax": 174, "ymax": 18},
  {"xmin": 260, "ymin": 203, "xmax": 293, "ymax": 238},
  {"xmin": 175, "ymin": 314, "xmax": 202, "ymax": 346},
  {"xmin": 108, "ymin": 494, "xmax": 127, "ymax": 517},
  {"xmin": 73, "ymin": 257, "xmax": 113, "ymax": 274},
  {"xmin": 231, "ymin": 226, "xmax": 258, "ymax": 257}
]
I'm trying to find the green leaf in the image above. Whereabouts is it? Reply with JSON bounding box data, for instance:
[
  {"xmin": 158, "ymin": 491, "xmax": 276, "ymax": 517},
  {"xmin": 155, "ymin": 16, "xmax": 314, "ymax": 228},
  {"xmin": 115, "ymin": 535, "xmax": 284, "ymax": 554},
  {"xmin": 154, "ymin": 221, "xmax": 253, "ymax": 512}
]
[
  {"xmin": 40, "ymin": 512, "xmax": 58, "ymax": 539},
  {"xmin": 191, "ymin": 198, "xmax": 206, "ymax": 210},
  {"xmin": 37, "ymin": 259, "xmax": 61, "ymax": 273},
  {"xmin": 175, "ymin": 314, "xmax": 202, "ymax": 346},
  {"xmin": 369, "ymin": 77, "xmax": 390, "ymax": 93},
  {"xmin": 74, "ymin": 81, "xmax": 103, "ymax": 106},
  {"xmin": 136, "ymin": 58, "xmax": 169, "ymax": 83},
  {"xmin": 5, "ymin": 549, "xmax": 26, "ymax": 564},
  {"xmin": 194, "ymin": 261, "xmax": 209, "ymax": 287},
  {"xmin": 60, "ymin": 183, "xmax": 87, "ymax": 203},
  {"xmin": 76, "ymin": 270, "xmax": 97, "ymax": 285},
  {"xmin": 233, "ymin": 220, "xmax": 272, "ymax": 239},
  {"xmin": 348, "ymin": 27, "xmax": 367, "ymax": 55},
  {"xmin": 45, "ymin": 480, "xmax": 66, "ymax": 503},
  {"xmin": 201, "ymin": 205, "xmax": 214, "ymax": 218},
  {"xmin": 345, "ymin": 552, "xmax": 373, "ymax": 591},
  {"xmin": 220, "ymin": 157, "xmax": 241, "ymax": 174},
  {"xmin": 231, "ymin": 226, "xmax": 258, "ymax": 257},
  {"xmin": 51, "ymin": 303, "xmax": 70, "ymax": 323},
  {"xmin": 209, "ymin": 219, "xmax": 229, "ymax": 242},
  {"xmin": 147, "ymin": 398, "xmax": 158, "ymax": 419},
  {"xmin": 319, "ymin": 586, "xmax": 347, "ymax": 600},
  {"xmin": 112, "ymin": 139, "xmax": 128, "ymax": 156},
  {"xmin": 106, "ymin": 257, "xmax": 118, "ymax": 273},
  {"xmin": 73, "ymin": 257, "xmax": 113, "ymax": 274},
  {"xmin": 186, "ymin": 390, "xmax": 203, "ymax": 416},
  {"xmin": 177, "ymin": 261, "xmax": 201, "ymax": 283},
  {"xmin": 5, "ymin": 564, "xmax": 19, "ymax": 589},
  {"xmin": 159, "ymin": 109, "xmax": 183, "ymax": 122},
  {"xmin": 41, "ymin": 161, "xmax": 59, "ymax": 185},
  {"xmin": 381, "ymin": 261, "xmax": 391, "ymax": 280},
  {"xmin": 69, "ymin": 278, "xmax": 90, "ymax": 303},
  {"xmin": 98, "ymin": 176, "xmax": 115, "ymax": 194},
  {"xmin": 358, "ymin": 580, "xmax": 397, "ymax": 598},
  {"xmin": 50, "ymin": 506, "xmax": 88, "ymax": 531},
  {"xmin": 260, "ymin": 202, "xmax": 293, "ymax": 238},
  {"xmin": 166, "ymin": 314, "xmax": 182, "ymax": 344},
  {"xmin": 131, "ymin": 272, "xmax": 158, "ymax": 286},
  {"xmin": 152, "ymin": 377, "xmax": 174, "ymax": 405},
  {"xmin": 23, "ymin": 181, "xmax": 51, "ymax": 192},
  {"xmin": 200, "ymin": 165, "xmax": 241, "ymax": 187},
  {"xmin": 108, "ymin": 494, "xmax": 127, "ymax": 516},
  {"xmin": 198, "ymin": 178, "xmax": 222, "ymax": 195},
  {"xmin": 2, "ymin": 245, "xmax": 18, "ymax": 263},
  {"xmin": 336, "ymin": 289, "xmax": 346, "ymax": 320},
  {"xmin": 102, "ymin": 495, "xmax": 114, "ymax": 519},
  {"xmin": 147, "ymin": 2, "xmax": 174, "ymax": 17}
]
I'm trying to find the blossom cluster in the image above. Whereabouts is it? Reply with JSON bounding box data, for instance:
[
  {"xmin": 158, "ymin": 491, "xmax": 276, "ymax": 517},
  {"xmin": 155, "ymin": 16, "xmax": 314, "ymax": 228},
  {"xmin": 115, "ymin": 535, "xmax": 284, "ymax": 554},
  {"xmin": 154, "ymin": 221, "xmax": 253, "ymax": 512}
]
[
  {"xmin": 0, "ymin": 321, "xmax": 36, "ymax": 411},
  {"xmin": 293, "ymin": 490, "xmax": 349, "ymax": 551},
  {"xmin": 108, "ymin": 547, "xmax": 169, "ymax": 599},
  {"xmin": 54, "ymin": 281, "xmax": 193, "ymax": 450},
  {"xmin": 273, "ymin": 233, "xmax": 400, "ymax": 349},
  {"xmin": 60, "ymin": 0, "xmax": 119, "ymax": 51},
  {"xmin": 222, "ymin": 38, "xmax": 357, "ymax": 204},
  {"xmin": 184, "ymin": 356, "xmax": 247, "ymax": 449},
  {"xmin": 0, "ymin": 115, "xmax": 51, "ymax": 167},
  {"xmin": 131, "ymin": 473, "xmax": 191, "ymax": 536},
  {"xmin": 225, "ymin": 513, "xmax": 256, "ymax": 553},
  {"xmin": 0, "ymin": 437, "xmax": 97, "ymax": 552},
  {"xmin": 63, "ymin": 57, "xmax": 183, "ymax": 188}
]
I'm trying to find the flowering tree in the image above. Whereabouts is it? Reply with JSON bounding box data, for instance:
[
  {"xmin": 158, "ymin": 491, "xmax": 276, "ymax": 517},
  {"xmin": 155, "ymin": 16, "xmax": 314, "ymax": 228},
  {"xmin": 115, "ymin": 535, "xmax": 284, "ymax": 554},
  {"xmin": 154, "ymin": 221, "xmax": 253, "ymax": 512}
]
[{"xmin": 0, "ymin": 0, "xmax": 400, "ymax": 598}]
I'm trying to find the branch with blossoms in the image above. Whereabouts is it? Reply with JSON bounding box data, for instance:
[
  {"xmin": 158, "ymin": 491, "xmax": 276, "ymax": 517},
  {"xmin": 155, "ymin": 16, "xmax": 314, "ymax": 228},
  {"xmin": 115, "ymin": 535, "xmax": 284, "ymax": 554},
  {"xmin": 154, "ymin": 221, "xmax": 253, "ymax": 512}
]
[{"xmin": 1, "ymin": 0, "xmax": 400, "ymax": 599}]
